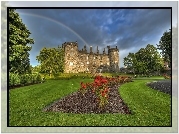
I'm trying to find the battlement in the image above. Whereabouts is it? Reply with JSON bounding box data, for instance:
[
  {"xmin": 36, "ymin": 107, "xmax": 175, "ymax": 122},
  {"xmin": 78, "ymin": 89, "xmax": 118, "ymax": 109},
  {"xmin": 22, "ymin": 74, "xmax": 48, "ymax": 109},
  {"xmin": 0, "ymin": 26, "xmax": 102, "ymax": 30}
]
[
  {"xmin": 63, "ymin": 42, "xmax": 118, "ymax": 55},
  {"xmin": 62, "ymin": 41, "xmax": 78, "ymax": 48}
]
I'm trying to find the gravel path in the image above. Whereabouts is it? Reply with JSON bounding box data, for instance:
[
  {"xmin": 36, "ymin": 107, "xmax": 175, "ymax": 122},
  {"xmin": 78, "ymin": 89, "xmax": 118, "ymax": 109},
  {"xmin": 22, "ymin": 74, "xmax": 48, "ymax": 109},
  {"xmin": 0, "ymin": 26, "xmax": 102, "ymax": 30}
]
[{"xmin": 146, "ymin": 80, "xmax": 171, "ymax": 95}]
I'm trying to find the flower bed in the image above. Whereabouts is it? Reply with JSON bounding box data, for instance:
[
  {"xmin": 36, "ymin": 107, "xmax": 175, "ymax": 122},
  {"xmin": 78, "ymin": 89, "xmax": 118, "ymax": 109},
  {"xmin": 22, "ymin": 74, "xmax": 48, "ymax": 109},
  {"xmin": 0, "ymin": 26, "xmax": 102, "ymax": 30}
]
[{"xmin": 44, "ymin": 75, "xmax": 133, "ymax": 114}]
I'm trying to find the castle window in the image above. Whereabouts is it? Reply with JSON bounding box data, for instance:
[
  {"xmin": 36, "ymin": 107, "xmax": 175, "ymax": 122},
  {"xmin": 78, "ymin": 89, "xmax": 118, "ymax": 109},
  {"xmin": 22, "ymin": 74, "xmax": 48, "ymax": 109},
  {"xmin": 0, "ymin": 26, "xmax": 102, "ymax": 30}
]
[
  {"xmin": 70, "ymin": 62, "xmax": 73, "ymax": 66},
  {"xmin": 87, "ymin": 61, "xmax": 89, "ymax": 64},
  {"xmin": 101, "ymin": 63, "xmax": 103, "ymax": 65},
  {"xmin": 94, "ymin": 57, "xmax": 95, "ymax": 59},
  {"xmin": 107, "ymin": 62, "xmax": 109, "ymax": 65}
]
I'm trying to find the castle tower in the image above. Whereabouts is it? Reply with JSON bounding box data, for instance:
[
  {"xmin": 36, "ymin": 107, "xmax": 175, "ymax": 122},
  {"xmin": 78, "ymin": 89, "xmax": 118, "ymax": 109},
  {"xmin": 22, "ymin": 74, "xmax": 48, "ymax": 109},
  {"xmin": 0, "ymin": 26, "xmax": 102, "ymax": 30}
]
[
  {"xmin": 103, "ymin": 48, "xmax": 106, "ymax": 54},
  {"xmin": 63, "ymin": 42, "xmax": 79, "ymax": 73},
  {"xmin": 90, "ymin": 46, "xmax": 93, "ymax": 54},
  {"xmin": 108, "ymin": 46, "xmax": 120, "ymax": 73},
  {"xmin": 97, "ymin": 46, "xmax": 99, "ymax": 54},
  {"xmin": 84, "ymin": 45, "xmax": 87, "ymax": 53}
]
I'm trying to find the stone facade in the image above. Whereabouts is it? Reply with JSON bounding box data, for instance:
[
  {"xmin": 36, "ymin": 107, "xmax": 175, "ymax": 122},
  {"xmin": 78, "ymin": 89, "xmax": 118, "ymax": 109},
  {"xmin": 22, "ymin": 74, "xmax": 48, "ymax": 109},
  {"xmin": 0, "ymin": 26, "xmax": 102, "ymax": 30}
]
[{"xmin": 62, "ymin": 41, "xmax": 120, "ymax": 73}]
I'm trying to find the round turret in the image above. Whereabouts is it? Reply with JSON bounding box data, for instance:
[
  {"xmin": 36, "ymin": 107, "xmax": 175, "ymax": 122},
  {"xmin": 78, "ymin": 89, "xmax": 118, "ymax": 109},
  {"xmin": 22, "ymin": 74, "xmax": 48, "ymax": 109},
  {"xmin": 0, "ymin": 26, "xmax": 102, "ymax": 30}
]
[{"xmin": 108, "ymin": 46, "xmax": 120, "ymax": 72}]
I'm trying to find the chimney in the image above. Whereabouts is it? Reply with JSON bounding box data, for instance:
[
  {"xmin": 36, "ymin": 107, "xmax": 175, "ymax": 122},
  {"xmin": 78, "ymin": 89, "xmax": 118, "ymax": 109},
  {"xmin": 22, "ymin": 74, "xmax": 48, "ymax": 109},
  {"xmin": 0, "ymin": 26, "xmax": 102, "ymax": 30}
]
[
  {"xmin": 107, "ymin": 46, "xmax": 110, "ymax": 54},
  {"xmin": 90, "ymin": 46, "xmax": 92, "ymax": 53},
  {"xmin": 97, "ymin": 46, "xmax": 99, "ymax": 54},
  {"xmin": 84, "ymin": 45, "xmax": 87, "ymax": 53},
  {"xmin": 103, "ymin": 48, "xmax": 106, "ymax": 54}
]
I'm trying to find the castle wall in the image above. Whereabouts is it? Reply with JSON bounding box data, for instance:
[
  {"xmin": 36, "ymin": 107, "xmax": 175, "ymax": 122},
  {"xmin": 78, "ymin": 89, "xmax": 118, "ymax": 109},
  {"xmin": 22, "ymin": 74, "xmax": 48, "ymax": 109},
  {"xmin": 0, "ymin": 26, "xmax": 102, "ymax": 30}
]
[{"xmin": 63, "ymin": 42, "xmax": 120, "ymax": 73}]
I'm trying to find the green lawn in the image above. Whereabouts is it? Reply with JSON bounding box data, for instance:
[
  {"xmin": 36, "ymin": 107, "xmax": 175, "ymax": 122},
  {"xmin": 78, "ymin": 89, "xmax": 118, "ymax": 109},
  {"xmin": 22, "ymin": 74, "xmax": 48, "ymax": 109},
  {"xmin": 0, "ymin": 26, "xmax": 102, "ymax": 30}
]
[
  {"xmin": 133, "ymin": 76, "xmax": 165, "ymax": 80},
  {"xmin": 9, "ymin": 78, "xmax": 171, "ymax": 126}
]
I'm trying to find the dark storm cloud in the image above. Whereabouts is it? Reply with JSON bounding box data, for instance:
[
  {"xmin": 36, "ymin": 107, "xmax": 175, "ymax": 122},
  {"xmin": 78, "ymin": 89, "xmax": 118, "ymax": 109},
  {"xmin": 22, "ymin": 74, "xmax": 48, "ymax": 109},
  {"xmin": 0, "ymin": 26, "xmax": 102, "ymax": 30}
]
[
  {"xmin": 15, "ymin": 8, "xmax": 171, "ymax": 67},
  {"xmin": 113, "ymin": 9, "xmax": 171, "ymax": 51}
]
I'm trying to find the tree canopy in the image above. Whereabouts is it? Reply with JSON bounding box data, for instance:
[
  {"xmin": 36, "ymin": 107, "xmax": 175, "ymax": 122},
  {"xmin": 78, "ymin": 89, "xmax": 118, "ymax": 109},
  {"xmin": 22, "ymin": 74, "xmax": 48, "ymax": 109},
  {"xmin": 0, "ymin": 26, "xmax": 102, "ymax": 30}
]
[
  {"xmin": 157, "ymin": 29, "xmax": 171, "ymax": 67},
  {"xmin": 36, "ymin": 46, "xmax": 65, "ymax": 78},
  {"xmin": 9, "ymin": 9, "xmax": 34, "ymax": 74},
  {"xmin": 124, "ymin": 44, "xmax": 164, "ymax": 75}
]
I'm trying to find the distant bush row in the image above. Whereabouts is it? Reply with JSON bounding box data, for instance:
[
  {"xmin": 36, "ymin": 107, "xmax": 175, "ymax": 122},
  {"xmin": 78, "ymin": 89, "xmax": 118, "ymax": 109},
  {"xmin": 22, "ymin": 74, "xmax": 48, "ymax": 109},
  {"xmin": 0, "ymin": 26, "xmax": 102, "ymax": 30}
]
[{"xmin": 9, "ymin": 73, "xmax": 44, "ymax": 88}]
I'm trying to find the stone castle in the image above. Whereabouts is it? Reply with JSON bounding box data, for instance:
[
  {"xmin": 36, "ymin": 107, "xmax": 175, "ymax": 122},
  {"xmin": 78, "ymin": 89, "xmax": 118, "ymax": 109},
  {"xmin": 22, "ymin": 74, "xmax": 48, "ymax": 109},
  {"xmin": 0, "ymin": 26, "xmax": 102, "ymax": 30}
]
[{"xmin": 61, "ymin": 41, "xmax": 120, "ymax": 73}]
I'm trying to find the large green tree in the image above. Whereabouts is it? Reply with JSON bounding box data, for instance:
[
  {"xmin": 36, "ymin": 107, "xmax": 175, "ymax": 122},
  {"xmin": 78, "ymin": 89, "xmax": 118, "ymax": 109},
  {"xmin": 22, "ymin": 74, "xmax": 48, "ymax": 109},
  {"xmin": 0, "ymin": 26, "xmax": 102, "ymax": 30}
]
[
  {"xmin": 36, "ymin": 46, "xmax": 65, "ymax": 78},
  {"xmin": 31, "ymin": 65, "xmax": 41, "ymax": 73},
  {"xmin": 123, "ymin": 52, "xmax": 137, "ymax": 74},
  {"xmin": 124, "ymin": 44, "xmax": 164, "ymax": 75},
  {"xmin": 9, "ymin": 9, "xmax": 34, "ymax": 74},
  {"xmin": 143, "ymin": 44, "xmax": 164, "ymax": 74},
  {"xmin": 157, "ymin": 29, "xmax": 171, "ymax": 67}
]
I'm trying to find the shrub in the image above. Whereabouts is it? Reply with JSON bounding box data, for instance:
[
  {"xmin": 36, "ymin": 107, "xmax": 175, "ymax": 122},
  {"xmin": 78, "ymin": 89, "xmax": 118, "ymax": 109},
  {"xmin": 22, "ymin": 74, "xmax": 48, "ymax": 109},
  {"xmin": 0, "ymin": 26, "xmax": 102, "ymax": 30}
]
[
  {"xmin": 32, "ymin": 73, "xmax": 42, "ymax": 83},
  {"xmin": 9, "ymin": 73, "xmax": 20, "ymax": 87},
  {"xmin": 36, "ymin": 73, "xmax": 42, "ymax": 83},
  {"xmin": 20, "ymin": 74, "xmax": 28, "ymax": 85},
  {"xmin": 26, "ymin": 74, "xmax": 32, "ymax": 84},
  {"xmin": 31, "ymin": 74, "xmax": 37, "ymax": 83},
  {"xmin": 9, "ymin": 73, "xmax": 43, "ymax": 88}
]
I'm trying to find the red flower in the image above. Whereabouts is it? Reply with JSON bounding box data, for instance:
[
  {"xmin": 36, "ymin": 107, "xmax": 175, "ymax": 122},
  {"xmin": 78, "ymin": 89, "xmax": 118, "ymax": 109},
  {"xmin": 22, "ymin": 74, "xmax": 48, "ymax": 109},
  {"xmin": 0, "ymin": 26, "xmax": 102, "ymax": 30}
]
[
  {"xmin": 80, "ymin": 82, "xmax": 86, "ymax": 89},
  {"xmin": 95, "ymin": 79, "xmax": 102, "ymax": 86},
  {"xmin": 101, "ymin": 92, "xmax": 105, "ymax": 97},
  {"xmin": 101, "ymin": 78, "xmax": 108, "ymax": 84},
  {"xmin": 104, "ymin": 88, "xmax": 109, "ymax": 93},
  {"xmin": 100, "ymin": 90, "xmax": 106, "ymax": 97}
]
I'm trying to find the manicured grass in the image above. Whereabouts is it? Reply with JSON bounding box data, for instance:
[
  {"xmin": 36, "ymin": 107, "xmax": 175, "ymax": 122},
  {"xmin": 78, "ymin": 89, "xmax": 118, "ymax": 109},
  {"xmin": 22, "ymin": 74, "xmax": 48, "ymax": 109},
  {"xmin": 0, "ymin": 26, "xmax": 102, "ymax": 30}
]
[
  {"xmin": 9, "ymin": 78, "xmax": 171, "ymax": 126},
  {"xmin": 133, "ymin": 76, "xmax": 165, "ymax": 80},
  {"xmin": 40, "ymin": 73, "xmax": 133, "ymax": 80},
  {"xmin": 102, "ymin": 73, "xmax": 132, "ymax": 77}
]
